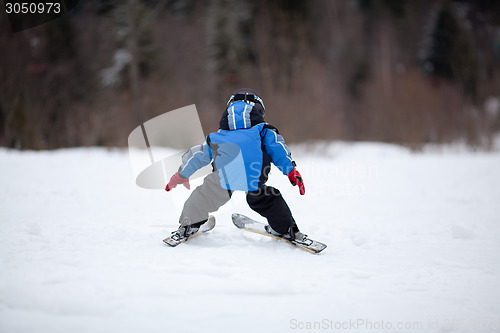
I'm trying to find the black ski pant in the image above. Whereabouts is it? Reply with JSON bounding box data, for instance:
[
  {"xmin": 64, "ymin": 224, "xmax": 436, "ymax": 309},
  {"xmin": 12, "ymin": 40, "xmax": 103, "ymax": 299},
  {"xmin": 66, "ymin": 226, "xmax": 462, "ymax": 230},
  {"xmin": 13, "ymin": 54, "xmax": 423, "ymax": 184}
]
[
  {"xmin": 180, "ymin": 173, "xmax": 297, "ymax": 235},
  {"xmin": 246, "ymin": 186, "xmax": 297, "ymax": 235}
]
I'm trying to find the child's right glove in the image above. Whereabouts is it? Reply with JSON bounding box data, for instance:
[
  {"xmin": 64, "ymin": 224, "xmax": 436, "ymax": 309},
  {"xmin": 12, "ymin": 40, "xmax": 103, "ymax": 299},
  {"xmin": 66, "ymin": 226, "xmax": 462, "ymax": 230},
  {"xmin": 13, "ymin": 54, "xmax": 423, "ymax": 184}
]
[{"xmin": 287, "ymin": 167, "xmax": 305, "ymax": 195}]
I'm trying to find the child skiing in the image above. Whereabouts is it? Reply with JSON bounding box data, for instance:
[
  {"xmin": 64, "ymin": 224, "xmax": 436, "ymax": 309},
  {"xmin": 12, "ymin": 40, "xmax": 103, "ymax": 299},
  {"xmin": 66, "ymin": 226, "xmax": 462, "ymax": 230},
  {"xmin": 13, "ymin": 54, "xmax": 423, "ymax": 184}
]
[{"xmin": 165, "ymin": 88, "xmax": 310, "ymax": 246}]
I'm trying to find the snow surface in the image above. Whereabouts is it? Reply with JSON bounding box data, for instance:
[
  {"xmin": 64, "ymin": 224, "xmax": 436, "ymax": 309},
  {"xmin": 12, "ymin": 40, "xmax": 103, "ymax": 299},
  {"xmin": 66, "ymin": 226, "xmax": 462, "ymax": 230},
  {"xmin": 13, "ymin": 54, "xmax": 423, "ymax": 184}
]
[{"xmin": 1, "ymin": 142, "xmax": 499, "ymax": 333}]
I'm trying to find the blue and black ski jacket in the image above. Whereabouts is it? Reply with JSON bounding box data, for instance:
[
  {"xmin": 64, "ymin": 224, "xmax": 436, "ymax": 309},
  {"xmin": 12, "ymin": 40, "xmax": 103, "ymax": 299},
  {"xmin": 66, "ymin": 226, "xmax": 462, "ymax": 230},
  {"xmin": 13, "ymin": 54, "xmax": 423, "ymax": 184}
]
[{"xmin": 178, "ymin": 100, "xmax": 295, "ymax": 191}]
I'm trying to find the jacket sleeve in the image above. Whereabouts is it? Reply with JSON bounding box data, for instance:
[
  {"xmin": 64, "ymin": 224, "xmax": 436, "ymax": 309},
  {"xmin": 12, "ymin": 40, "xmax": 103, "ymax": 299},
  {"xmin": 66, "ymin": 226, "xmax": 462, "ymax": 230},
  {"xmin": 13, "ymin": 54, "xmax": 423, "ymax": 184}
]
[
  {"xmin": 261, "ymin": 125, "xmax": 295, "ymax": 175},
  {"xmin": 178, "ymin": 140, "xmax": 212, "ymax": 178}
]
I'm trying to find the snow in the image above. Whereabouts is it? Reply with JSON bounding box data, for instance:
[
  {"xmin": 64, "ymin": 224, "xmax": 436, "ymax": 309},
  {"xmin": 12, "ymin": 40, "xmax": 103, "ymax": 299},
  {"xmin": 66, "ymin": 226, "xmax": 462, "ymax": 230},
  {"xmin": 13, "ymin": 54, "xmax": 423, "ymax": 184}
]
[{"xmin": 1, "ymin": 142, "xmax": 499, "ymax": 333}]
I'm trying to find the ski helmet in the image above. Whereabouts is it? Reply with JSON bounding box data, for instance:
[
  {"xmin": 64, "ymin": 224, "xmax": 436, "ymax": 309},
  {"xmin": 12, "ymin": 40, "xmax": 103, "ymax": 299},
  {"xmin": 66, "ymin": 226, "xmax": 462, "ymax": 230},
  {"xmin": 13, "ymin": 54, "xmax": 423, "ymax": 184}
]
[{"xmin": 226, "ymin": 88, "xmax": 265, "ymax": 115}]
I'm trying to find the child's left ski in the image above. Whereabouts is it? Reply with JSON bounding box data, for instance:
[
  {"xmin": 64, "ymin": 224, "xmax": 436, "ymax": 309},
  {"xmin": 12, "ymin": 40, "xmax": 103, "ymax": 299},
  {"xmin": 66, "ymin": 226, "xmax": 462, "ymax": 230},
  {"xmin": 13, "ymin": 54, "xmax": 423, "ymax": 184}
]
[
  {"xmin": 232, "ymin": 213, "xmax": 327, "ymax": 254},
  {"xmin": 163, "ymin": 216, "xmax": 216, "ymax": 247}
]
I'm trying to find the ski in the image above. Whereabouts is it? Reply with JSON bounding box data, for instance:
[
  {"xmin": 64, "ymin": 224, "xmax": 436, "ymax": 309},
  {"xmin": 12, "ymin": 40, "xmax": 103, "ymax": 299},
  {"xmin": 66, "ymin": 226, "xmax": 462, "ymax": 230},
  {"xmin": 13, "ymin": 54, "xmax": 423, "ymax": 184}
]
[
  {"xmin": 232, "ymin": 213, "xmax": 327, "ymax": 254},
  {"xmin": 163, "ymin": 215, "xmax": 216, "ymax": 247}
]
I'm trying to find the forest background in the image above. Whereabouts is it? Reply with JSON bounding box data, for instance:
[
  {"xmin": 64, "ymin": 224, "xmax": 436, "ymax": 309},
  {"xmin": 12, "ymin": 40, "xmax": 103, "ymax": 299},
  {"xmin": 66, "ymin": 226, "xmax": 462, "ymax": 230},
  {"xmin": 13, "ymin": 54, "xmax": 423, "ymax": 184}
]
[{"xmin": 1, "ymin": 0, "xmax": 499, "ymax": 150}]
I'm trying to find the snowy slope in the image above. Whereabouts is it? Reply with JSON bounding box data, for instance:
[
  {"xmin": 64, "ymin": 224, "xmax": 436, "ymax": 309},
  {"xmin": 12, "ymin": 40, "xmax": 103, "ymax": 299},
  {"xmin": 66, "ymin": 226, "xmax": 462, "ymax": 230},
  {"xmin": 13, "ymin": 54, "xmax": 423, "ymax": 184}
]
[{"xmin": 1, "ymin": 142, "xmax": 499, "ymax": 333}]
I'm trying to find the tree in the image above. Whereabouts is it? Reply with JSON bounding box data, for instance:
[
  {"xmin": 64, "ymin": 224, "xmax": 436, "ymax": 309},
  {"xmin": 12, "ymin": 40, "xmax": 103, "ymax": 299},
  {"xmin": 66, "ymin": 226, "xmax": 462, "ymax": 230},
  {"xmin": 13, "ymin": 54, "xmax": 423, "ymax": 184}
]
[{"xmin": 420, "ymin": 0, "xmax": 477, "ymax": 99}]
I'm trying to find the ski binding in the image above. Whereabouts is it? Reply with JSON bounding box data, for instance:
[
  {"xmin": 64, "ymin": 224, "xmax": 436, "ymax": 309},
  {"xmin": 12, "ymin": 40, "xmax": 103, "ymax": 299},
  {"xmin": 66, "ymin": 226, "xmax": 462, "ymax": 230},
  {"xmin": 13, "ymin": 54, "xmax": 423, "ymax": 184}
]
[{"xmin": 163, "ymin": 215, "xmax": 216, "ymax": 247}]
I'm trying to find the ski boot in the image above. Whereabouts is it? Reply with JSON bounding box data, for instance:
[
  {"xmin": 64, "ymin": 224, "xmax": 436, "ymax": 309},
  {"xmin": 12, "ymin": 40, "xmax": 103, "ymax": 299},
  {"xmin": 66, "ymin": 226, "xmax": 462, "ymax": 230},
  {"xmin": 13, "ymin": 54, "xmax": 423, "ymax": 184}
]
[
  {"xmin": 265, "ymin": 225, "xmax": 312, "ymax": 246},
  {"xmin": 170, "ymin": 220, "xmax": 206, "ymax": 242}
]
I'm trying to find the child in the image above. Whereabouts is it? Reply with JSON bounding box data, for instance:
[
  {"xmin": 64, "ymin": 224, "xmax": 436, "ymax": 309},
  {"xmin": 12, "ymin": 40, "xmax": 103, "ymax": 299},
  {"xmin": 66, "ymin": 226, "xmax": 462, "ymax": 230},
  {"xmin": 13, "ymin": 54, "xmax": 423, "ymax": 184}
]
[{"xmin": 165, "ymin": 88, "xmax": 307, "ymax": 244}]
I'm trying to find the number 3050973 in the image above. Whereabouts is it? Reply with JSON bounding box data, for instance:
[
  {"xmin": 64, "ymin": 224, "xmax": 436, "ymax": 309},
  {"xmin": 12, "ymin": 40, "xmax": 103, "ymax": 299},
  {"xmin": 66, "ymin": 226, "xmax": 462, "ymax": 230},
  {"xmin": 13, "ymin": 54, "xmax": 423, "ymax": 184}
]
[{"xmin": 5, "ymin": 2, "xmax": 61, "ymax": 14}]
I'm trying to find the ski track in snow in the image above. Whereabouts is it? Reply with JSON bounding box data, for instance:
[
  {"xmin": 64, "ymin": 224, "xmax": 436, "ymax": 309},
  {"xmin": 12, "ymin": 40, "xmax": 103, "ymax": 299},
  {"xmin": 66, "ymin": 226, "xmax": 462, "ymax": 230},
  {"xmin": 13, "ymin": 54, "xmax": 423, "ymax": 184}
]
[{"xmin": 0, "ymin": 143, "xmax": 499, "ymax": 333}]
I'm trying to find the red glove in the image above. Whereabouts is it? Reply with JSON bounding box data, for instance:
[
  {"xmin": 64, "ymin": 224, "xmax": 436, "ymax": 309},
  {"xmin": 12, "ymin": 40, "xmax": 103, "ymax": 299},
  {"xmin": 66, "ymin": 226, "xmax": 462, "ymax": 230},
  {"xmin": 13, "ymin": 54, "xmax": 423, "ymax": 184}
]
[
  {"xmin": 287, "ymin": 167, "xmax": 305, "ymax": 195},
  {"xmin": 165, "ymin": 172, "xmax": 190, "ymax": 191}
]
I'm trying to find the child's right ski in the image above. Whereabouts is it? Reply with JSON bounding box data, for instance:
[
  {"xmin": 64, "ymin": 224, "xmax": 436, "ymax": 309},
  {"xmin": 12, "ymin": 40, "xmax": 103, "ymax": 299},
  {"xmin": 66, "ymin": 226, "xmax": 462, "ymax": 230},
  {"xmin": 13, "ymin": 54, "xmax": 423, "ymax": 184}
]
[{"xmin": 232, "ymin": 213, "xmax": 327, "ymax": 254}]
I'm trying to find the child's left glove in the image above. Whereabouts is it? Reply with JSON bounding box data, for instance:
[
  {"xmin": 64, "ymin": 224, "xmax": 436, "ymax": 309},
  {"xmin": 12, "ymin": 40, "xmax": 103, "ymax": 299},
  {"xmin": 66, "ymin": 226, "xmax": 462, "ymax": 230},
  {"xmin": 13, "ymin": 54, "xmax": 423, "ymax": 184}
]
[
  {"xmin": 165, "ymin": 172, "xmax": 190, "ymax": 191},
  {"xmin": 287, "ymin": 167, "xmax": 305, "ymax": 195}
]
